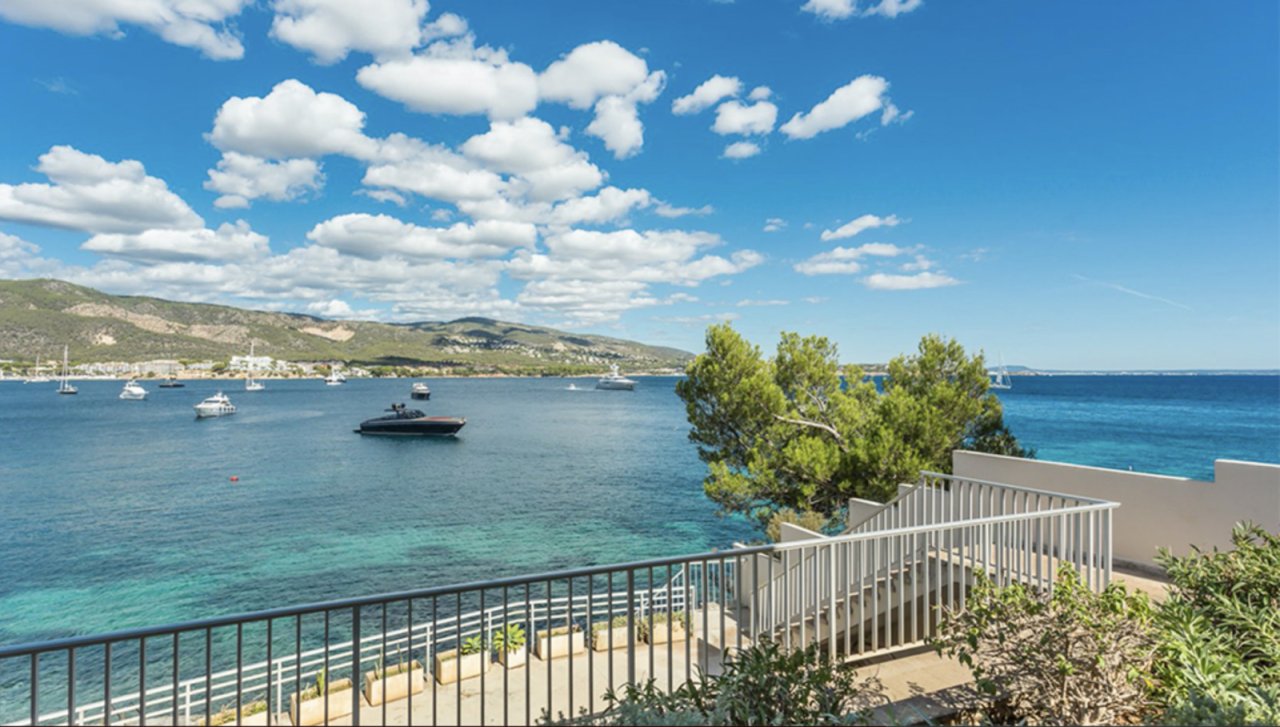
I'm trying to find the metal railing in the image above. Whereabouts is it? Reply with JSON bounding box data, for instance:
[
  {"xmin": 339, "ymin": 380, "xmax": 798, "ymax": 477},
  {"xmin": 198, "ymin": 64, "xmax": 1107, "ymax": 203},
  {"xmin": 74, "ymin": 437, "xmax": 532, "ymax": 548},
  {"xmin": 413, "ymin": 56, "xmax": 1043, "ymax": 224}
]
[{"xmin": 0, "ymin": 473, "xmax": 1116, "ymax": 726}]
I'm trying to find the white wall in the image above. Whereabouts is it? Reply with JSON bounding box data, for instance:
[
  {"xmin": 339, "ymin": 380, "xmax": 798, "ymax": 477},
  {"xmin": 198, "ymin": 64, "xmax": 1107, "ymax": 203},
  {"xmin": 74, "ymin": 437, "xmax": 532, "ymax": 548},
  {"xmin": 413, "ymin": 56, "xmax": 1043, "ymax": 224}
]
[{"xmin": 952, "ymin": 451, "xmax": 1280, "ymax": 570}]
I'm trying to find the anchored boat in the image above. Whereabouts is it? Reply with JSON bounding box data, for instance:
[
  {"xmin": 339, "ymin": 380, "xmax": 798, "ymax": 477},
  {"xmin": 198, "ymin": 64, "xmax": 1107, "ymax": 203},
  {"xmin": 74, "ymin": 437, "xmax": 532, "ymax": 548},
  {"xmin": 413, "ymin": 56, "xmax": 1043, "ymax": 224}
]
[
  {"xmin": 119, "ymin": 379, "xmax": 148, "ymax": 400},
  {"xmin": 356, "ymin": 403, "xmax": 464, "ymax": 437},
  {"xmin": 194, "ymin": 392, "xmax": 236, "ymax": 418},
  {"xmin": 595, "ymin": 364, "xmax": 636, "ymax": 391},
  {"xmin": 410, "ymin": 382, "xmax": 431, "ymax": 400}
]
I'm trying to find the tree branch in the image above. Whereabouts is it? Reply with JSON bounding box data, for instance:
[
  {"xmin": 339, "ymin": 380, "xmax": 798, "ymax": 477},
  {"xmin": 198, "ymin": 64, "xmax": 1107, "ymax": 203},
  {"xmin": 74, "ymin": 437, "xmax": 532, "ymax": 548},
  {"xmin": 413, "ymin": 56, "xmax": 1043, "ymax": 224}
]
[{"xmin": 772, "ymin": 413, "xmax": 844, "ymax": 442}]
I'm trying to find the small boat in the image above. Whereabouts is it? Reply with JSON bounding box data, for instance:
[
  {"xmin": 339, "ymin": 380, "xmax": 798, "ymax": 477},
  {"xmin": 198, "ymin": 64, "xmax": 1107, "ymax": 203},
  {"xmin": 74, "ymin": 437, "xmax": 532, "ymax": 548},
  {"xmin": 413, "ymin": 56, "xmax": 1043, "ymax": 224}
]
[
  {"xmin": 119, "ymin": 379, "xmax": 148, "ymax": 400},
  {"xmin": 324, "ymin": 368, "xmax": 346, "ymax": 386},
  {"xmin": 595, "ymin": 364, "xmax": 636, "ymax": 391},
  {"xmin": 158, "ymin": 359, "xmax": 184, "ymax": 387},
  {"xmin": 57, "ymin": 345, "xmax": 77, "ymax": 395},
  {"xmin": 355, "ymin": 403, "xmax": 465, "ymax": 436},
  {"xmin": 245, "ymin": 342, "xmax": 265, "ymax": 391},
  {"xmin": 990, "ymin": 355, "xmax": 1012, "ymax": 390},
  {"xmin": 24, "ymin": 355, "xmax": 52, "ymax": 383},
  {"xmin": 194, "ymin": 392, "xmax": 236, "ymax": 418},
  {"xmin": 410, "ymin": 382, "xmax": 431, "ymax": 400}
]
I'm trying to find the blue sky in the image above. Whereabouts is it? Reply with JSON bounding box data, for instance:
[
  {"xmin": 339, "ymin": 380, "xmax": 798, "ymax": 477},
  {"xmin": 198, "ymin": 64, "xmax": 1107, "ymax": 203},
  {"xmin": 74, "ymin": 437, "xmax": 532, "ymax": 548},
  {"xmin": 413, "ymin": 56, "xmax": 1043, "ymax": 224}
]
[{"xmin": 0, "ymin": 0, "xmax": 1276, "ymax": 369}]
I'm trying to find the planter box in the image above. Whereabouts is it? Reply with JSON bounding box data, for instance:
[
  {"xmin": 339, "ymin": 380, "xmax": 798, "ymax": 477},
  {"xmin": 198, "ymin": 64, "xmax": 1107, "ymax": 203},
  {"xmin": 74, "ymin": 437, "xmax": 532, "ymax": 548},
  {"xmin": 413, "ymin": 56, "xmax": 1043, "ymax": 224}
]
[
  {"xmin": 534, "ymin": 629, "xmax": 586, "ymax": 660},
  {"xmin": 289, "ymin": 678, "xmax": 356, "ymax": 727},
  {"xmin": 645, "ymin": 621, "xmax": 688, "ymax": 645},
  {"xmin": 434, "ymin": 649, "xmax": 491, "ymax": 685},
  {"xmin": 363, "ymin": 660, "xmax": 425, "ymax": 706},
  {"xmin": 591, "ymin": 625, "xmax": 633, "ymax": 652},
  {"xmin": 496, "ymin": 645, "xmax": 527, "ymax": 668}
]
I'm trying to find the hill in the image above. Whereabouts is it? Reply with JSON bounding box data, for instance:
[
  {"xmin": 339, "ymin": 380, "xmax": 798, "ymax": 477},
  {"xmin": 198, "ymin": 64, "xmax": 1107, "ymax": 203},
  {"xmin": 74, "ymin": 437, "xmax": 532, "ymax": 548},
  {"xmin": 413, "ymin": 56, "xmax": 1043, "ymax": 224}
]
[{"xmin": 0, "ymin": 279, "xmax": 693, "ymax": 373}]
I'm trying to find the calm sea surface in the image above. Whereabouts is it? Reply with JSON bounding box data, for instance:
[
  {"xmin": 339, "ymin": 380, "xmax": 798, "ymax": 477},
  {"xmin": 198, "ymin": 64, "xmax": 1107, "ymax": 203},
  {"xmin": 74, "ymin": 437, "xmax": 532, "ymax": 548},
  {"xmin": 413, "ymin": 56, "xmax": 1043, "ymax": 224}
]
[{"xmin": 0, "ymin": 375, "xmax": 1277, "ymax": 648}]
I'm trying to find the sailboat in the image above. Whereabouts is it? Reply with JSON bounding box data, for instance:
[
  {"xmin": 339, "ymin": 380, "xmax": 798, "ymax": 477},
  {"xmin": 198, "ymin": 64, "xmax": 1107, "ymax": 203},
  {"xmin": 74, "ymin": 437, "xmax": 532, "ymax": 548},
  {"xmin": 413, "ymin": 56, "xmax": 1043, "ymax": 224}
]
[
  {"xmin": 990, "ymin": 355, "xmax": 1012, "ymax": 390},
  {"xmin": 245, "ymin": 341, "xmax": 265, "ymax": 391},
  {"xmin": 57, "ymin": 345, "xmax": 78, "ymax": 395},
  {"xmin": 24, "ymin": 354, "xmax": 52, "ymax": 383}
]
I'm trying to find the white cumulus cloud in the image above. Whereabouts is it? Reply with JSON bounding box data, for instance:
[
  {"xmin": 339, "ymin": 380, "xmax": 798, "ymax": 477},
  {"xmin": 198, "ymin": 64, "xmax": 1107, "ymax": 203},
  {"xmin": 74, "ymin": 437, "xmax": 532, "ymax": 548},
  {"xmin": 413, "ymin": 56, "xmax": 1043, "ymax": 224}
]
[
  {"xmin": 356, "ymin": 37, "xmax": 539, "ymax": 120},
  {"xmin": 712, "ymin": 100, "xmax": 778, "ymax": 135},
  {"xmin": 307, "ymin": 213, "xmax": 535, "ymax": 260},
  {"xmin": 671, "ymin": 75, "xmax": 741, "ymax": 115},
  {"xmin": 863, "ymin": 271, "xmax": 958, "ymax": 290},
  {"xmin": 820, "ymin": 213, "xmax": 900, "ymax": 241},
  {"xmin": 205, "ymin": 153, "xmax": 323, "ymax": 208},
  {"xmin": 270, "ymin": 0, "xmax": 430, "ymax": 64},
  {"xmin": 780, "ymin": 75, "xmax": 890, "ymax": 140},
  {"xmin": 0, "ymin": 0, "xmax": 250, "ymax": 59},
  {"xmin": 82, "ymin": 220, "xmax": 269, "ymax": 262},
  {"xmin": 722, "ymin": 141, "xmax": 761, "ymax": 159},
  {"xmin": 0, "ymin": 145, "xmax": 203, "ymax": 234},
  {"xmin": 208, "ymin": 79, "xmax": 377, "ymax": 159}
]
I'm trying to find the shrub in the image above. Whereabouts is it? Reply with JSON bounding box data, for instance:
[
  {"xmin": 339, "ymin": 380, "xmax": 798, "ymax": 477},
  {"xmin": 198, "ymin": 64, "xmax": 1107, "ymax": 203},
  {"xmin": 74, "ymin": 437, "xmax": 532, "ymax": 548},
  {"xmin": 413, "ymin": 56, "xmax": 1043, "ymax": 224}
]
[
  {"xmin": 765, "ymin": 508, "xmax": 831, "ymax": 543},
  {"xmin": 544, "ymin": 637, "xmax": 886, "ymax": 725},
  {"xmin": 930, "ymin": 564, "xmax": 1157, "ymax": 725},
  {"xmin": 638, "ymin": 610, "xmax": 688, "ymax": 641},
  {"xmin": 460, "ymin": 634, "xmax": 486, "ymax": 655},
  {"xmin": 1153, "ymin": 523, "xmax": 1280, "ymax": 725},
  {"xmin": 492, "ymin": 623, "xmax": 527, "ymax": 654}
]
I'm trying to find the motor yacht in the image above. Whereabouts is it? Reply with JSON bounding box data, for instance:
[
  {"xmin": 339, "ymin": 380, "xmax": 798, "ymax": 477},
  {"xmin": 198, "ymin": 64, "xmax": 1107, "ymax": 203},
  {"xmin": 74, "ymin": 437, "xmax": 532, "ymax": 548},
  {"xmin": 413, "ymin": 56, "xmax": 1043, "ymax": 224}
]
[
  {"xmin": 194, "ymin": 392, "xmax": 236, "ymax": 418},
  {"xmin": 595, "ymin": 364, "xmax": 636, "ymax": 391},
  {"xmin": 355, "ymin": 403, "xmax": 464, "ymax": 436},
  {"xmin": 410, "ymin": 382, "xmax": 431, "ymax": 400},
  {"xmin": 119, "ymin": 379, "xmax": 148, "ymax": 400}
]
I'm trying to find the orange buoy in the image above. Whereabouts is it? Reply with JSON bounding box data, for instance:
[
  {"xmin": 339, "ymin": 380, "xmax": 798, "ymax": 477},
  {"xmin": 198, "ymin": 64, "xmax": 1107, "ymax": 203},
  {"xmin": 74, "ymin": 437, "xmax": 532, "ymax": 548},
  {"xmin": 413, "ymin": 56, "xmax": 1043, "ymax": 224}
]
[{"xmin": 229, "ymin": 475, "xmax": 239, "ymax": 482}]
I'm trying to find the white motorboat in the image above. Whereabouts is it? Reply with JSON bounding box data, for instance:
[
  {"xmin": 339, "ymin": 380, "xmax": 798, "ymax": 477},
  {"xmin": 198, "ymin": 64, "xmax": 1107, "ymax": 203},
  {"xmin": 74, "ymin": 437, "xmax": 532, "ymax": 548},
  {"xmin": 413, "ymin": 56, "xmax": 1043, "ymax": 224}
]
[
  {"xmin": 595, "ymin": 364, "xmax": 636, "ymax": 391},
  {"xmin": 194, "ymin": 391, "xmax": 236, "ymax": 418},
  {"xmin": 324, "ymin": 368, "xmax": 346, "ymax": 386},
  {"xmin": 245, "ymin": 342, "xmax": 265, "ymax": 391},
  {"xmin": 119, "ymin": 379, "xmax": 148, "ymax": 400},
  {"xmin": 24, "ymin": 355, "xmax": 52, "ymax": 383},
  {"xmin": 57, "ymin": 345, "xmax": 77, "ymax": 395},
  {"xmin": 410, "ymin": 382, "xmax": 431, "ymax": 400}
]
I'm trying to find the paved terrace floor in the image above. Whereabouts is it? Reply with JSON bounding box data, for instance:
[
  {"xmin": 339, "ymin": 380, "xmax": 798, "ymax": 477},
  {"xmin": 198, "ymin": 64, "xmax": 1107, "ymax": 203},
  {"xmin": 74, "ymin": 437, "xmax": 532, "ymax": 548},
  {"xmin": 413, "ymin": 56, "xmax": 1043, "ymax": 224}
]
[{"xmin": 194, "ymin": 567, "xmax": 1169, "ymax": 726}]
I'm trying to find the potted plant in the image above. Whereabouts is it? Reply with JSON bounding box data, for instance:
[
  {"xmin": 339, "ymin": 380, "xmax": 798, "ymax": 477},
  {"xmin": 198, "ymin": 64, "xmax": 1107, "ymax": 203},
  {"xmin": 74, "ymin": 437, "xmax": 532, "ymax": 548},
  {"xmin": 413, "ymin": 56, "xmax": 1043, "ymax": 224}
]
[
  {"xmin": 289, "ymin": 669, "xmax": 358, "ymax": 726},
  {"xmin": 433, "ymin": 634, "xmax": 491, "ymax": 685},
  {"xmin": 492, "ymin": 623, "xmax": 528, "ymax": 668},
  {"xmin": 362, "ymin": 650, "xmax": 425, "ymax": 706},
  {"xmin": 534, "ymin": 623, "xmax": 586, "ymax": 660},
  {"xmin": 198, "ymin": 699, "xmax": 269, "ymax": 726},
  {"xmin": 591, "ymin": 615, "xmax": 634, "ymax": 652},
  {"xmin": 640, "ymin": 610, "xmax": 689, "ymax": 644}
]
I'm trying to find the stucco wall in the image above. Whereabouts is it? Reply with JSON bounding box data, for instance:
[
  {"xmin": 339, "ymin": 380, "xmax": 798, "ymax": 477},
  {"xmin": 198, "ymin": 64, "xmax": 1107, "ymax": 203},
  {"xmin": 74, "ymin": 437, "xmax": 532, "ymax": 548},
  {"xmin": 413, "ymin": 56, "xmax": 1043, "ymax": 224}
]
[{"xmin": 952, "ymin": 451, "xmax": 1280, "ymax": 569}]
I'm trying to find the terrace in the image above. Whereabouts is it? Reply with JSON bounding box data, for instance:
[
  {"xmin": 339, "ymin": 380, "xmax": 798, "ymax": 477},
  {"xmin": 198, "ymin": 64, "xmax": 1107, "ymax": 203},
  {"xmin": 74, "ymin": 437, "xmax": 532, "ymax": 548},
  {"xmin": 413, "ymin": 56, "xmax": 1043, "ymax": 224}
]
[{"xmin": 1, "ymin": 453, "xmax": 1275, "ymax": 726}]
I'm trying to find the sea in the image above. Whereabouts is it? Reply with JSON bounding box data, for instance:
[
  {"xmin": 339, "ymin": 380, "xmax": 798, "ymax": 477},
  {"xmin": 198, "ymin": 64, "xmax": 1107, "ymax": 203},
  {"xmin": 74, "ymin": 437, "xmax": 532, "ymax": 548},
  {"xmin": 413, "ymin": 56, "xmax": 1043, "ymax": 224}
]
[{"xmin": 0, "ymin": 374, "xmax": 1277, "ymax": 651}]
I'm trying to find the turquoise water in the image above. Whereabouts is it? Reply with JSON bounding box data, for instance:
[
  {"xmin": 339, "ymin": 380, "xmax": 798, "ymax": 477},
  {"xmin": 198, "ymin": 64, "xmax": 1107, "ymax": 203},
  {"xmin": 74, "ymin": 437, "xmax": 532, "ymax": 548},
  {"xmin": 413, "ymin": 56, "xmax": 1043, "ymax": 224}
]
[{"xmin": 0, "ymin": 374, "xmax": 1276, "ymax": 649}]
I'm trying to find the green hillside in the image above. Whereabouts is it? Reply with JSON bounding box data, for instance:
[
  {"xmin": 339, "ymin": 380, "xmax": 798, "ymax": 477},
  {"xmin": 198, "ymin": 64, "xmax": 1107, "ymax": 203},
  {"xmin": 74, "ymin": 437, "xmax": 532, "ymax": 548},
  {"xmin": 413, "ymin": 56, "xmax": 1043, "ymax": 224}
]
[{"xmin": 0, "ymin": 279, "xmax": 693, "ymax": 373}]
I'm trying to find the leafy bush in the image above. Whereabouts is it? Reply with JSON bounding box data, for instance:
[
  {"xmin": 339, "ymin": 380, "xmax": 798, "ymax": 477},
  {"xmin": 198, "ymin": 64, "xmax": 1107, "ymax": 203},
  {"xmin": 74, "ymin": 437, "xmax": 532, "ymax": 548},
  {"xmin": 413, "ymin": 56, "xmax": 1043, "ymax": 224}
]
[
  {"xmin": 1153, "ymin": 523, "xmax": 1280, "ymax": 725},
  {"xmin": 638, "ymin": 610, "xmax": 688, "ymax": 641},
  {"xmin": 765, "ymin": 508, "xmax": 831, "ymax": 542},
  {"xmin": 545, "ymin": 638, "xmax": 886, "ymax": 725},
  {"xmin": 460, "ymin": 634, "xmax": 486, "ymax": 655},
  {"xmin": 492, "ymin": 623, "xmax": 527, "ymax": 654},
  {"xmin": 930, "ymin": 564, "xmax": 1157, "ymax": 725}
]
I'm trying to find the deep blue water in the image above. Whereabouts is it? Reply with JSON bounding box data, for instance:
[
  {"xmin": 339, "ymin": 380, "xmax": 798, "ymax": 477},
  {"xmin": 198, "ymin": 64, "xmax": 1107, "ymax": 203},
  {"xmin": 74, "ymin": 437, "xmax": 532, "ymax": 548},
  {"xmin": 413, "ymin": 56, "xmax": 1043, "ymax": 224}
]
[{"xmin": 0, "ymin": 374, "xmax": 1276, "ymax": 649}]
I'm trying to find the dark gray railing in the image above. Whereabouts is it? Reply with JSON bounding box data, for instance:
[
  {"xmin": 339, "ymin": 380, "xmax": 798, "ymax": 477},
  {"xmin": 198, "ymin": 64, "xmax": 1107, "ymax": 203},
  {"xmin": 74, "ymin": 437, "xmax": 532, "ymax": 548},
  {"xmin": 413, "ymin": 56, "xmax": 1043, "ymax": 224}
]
[{"xmin": 0, "ymin": 473, "xmax": 1116, "ymax": 726}]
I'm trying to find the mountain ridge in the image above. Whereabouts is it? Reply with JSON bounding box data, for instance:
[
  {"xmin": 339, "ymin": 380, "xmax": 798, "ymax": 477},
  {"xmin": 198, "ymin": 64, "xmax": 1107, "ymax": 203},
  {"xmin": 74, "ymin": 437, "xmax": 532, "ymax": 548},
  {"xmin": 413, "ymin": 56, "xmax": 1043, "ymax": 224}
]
[{"xmin": 0, "ymin": 279, "xmax": 693, "ymax": 372}]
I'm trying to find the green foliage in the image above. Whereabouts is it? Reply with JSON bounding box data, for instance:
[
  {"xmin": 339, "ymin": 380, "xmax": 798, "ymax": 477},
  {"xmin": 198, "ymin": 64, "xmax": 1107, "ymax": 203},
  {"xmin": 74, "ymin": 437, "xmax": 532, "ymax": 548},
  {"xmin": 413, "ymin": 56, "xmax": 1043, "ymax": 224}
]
[
  {"xmin": 461, "ymin": 634, "xmax": 486, "ymax": 655},
  {"xmin": 544, "ymin": 638, "xmax": 887, "ymax": 725},
  {"xmin": 206, "ymin": 700, "xmax": 267, "ymax": 726},
  {"xmin": 765, "ymin": 507, "xmax": 832, "ymax": 542},
  {"xmin": 676, "ymin": 325, "xmax": 1029, "ymax": 530},
  {"xmin": 638, "ymin": 611, "xmax": 688, "ymax": 641},
  {"xmin": 930, "ymin": 564, "xmax": 1157, "ymax": 725},
  {"xmin": 492, "ymin": 623, "xmax": 527, "ymax": 653},
  {"xmin": 591, "ymin": 615, "xmax": 631, "ymax": 634},
  {"xmin": 1153, "ymin": 523, "xmax": 1280, "ymax": 725}
]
